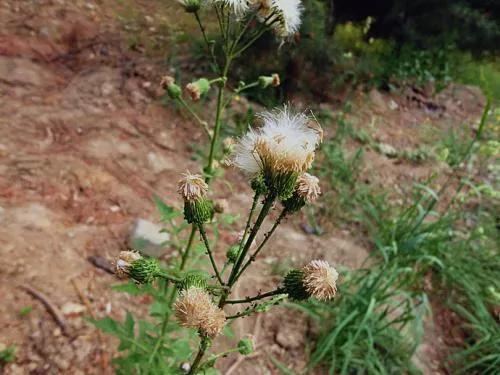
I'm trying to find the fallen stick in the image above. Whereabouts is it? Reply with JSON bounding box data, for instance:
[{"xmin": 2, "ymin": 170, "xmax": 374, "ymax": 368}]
[{"xmin": 21, "ymin": 284, "xmax": 69, "ymax": 336}]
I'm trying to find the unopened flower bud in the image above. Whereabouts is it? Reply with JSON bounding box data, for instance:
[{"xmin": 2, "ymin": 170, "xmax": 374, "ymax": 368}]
[
  {"xmin": 186, "ymin": 78, "xmax": 210, "ymax": 101},
  {"xmin": 237, "ymin": 337, "xmax": 254, "ymax": 355},
  {"xmin": 250, "ymin": 175, "xmax": 267, "ymax": 195},
  {"xmin": 178, "ymin": 273, "xmax": 208, "ymax": 291},
  {"xmin": 282, "ymin": 173, "xmax": 321, "ymax": 212},
  {"xmin": 183, "ymin": 198, "xmax": 214, "ymax": 224},
  {"xmin": 283, "ymin": 269, "xmax": 309, "ymax": 301},
  {"xmin": 226, "ymin": 245, "xmax": 240, "ymax": 263},
  {"xmin": 161, "ymin": 75, "xmax": 182, "ymax": 99},
  {"xmin": 116, "ymin": 251, "xmax": 161, "ymax": 284},
  {"xmin": 259, "ymin": 73, "xmax": 280, "ymax": 88}
]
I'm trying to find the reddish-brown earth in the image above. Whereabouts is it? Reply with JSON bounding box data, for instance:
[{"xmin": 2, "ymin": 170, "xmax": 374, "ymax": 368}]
[{"xmin": 0, "ymin": 1, "xmax": 486, "ymax": 374}]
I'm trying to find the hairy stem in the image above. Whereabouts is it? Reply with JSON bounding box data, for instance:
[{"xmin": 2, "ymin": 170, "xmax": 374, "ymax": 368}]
[
  {"xmin": 198, "ymin": 223, "xmax": 224, "ymax": 285},
  {"xmin": 234, "ymin": 209, "xmax": 287, "ymax": 283},
  {"xmin": 225, "ymin": 288, "xmax": 285, "ymax": 304},
  {"xmin": 180, "ymin": 225, "xmax": 197, "ymax": 270},
  {"xmin": 188, "ymin": 336, "xmax": 210, "ymax": 375},
  {"xmin": 228, "ymin": 192, "xmax": 277, "ymax": 288}
]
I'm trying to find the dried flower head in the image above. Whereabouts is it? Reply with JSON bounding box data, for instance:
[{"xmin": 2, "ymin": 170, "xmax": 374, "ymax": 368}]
[
  {"xmin": 302, "ymin": 260, "xmax": 338, "ymax": 301},
  {"xmin": 160, "ymin": 75, "xmax": 182, "ymax": 99},
  {"xmin": 186, "ymin": 78, "xmax": 210, "ymax": 101},
  {"xmin": 233, "ymin": 106, "xmax": 321, "ymax": 199},
  {"xmin": 177, "ymin": 172, "xmax": 208, "ymax": 201},
  {"xmin": 271, "ymin": 73, "xmax": 281, "ymax": 87},
  {"xmin": 258, "ymin": 73, "xmax": 281, "ymax": 88},
  {"xmin": 160, "ymin": 75, "xmax": 175, "ymax": 88},
  {"xmin": 296, "ymin": 173, "xmax": 321, "ymax": 203},
  {"xmin": 115, "ymin": 251, "xmax": 142, "ymax": 278},
  {"xmin": 174, "ymin": 287, "xmax": 226, "ymax": 337}
]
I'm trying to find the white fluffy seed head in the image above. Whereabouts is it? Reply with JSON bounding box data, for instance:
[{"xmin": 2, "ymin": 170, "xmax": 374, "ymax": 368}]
[
  {"xmin": 212, "ymin": 0, "xmax": 249, "ymax": 15},
  {"xmin": 257, "ymin": 0, "xmax": 303, "ymax": 37},
  {"xmin": 174, "ymin": 287, "xmax": 226, "ymax": 337},
  {"xmin": 296, "ymin": 173, "xmax": 321, "ymax": 203},
  {"xmin": 233, "ymin": 106, "xmax": 321, "ymax": 178},
  {"xmin": 177, "ymin": 172, "xmax": 208, "ymax": 201},
  {"xmin": 302, "ymin": 260, "xmax": 338, "ymax": 301}
]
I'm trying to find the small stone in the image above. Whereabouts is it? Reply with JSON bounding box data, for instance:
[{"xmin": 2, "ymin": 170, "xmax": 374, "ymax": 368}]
[
  {"xmin": 377, "ymin": 143, "xmax": 398, "ymax": 158},
  {"xmin": 101, "ymin": 82, "xmax": 114, "ymax": 96},
  {"xmin": 110, "ymin": 205, "xmax": 120, "ymax": 213},
  {"xmin": 128, "ymin": 219, "xmax": 170, "ymax": 257},
  {"xmin": 388, "ymin": 99, "xmax": 399, "ymax": 110},
  {"xmin": 275, "ymin": 327, "xmax": 303, "ymax": 349}
]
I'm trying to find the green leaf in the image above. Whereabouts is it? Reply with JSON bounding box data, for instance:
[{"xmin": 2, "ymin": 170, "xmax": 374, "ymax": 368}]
[
  {"xmin": 91, "ymin": 316, "xmax": 120, "ymax": 334},
  {"xmin": 112, "ymin": 282, "xmax": 143, "ymax": 296},
  {"xmin": 154, "ymin": 196, "xmax": 180, "ymax": 221}
]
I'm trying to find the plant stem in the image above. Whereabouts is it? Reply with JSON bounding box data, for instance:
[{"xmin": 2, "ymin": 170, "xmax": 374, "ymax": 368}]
[
  {"xmin": 236, "ymin": 191, "xmax": 260, "ymax": 251},
  {"xmin": 149, "ymin": 224, "xmax": 197, "ymax": 365},
  {"xmin": 157, "ymin": 272, "xmax": 182, "ymax": 283},
  {"xmin": 188, "ymin": 336, "xmax": 210, "ymax": 375},
  {"xmin": 177, "ymin": 97, "xmax": 211, "ymax": 140},
  {"xmin": 225, "ymin": 288, "xmax": 284, "ymax": 304},
  {"xmin": 228, "ymin": 192, "xmax": 277, "ymax": 288},
  {"xmin": 234, "ymin": 209, "xmax": 287, "ymax": 283},
  {"xmin": 205, "ymin": 58, "xmax": 231, "ymax": 182},
  {"xmin": 197, "ymin": 223, "xmax": 224, "ymax": 285},
  {"xmin": 180, "ymin": 225, "xmax": 197, "ymax": 270},
  {"xmin": 226, "ymin": 295, "xmax": 287, "ymax": 319}
]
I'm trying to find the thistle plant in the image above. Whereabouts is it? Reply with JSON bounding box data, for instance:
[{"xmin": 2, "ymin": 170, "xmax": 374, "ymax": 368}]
[{"xmin": 96, "ymin": 1, "xmax": 341, "ymax": 373}]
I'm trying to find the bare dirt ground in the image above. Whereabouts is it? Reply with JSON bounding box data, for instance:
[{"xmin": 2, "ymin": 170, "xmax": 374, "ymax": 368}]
[{"xmin": 0, "ymin": 1, "xmax": 486, "ymax": 374}]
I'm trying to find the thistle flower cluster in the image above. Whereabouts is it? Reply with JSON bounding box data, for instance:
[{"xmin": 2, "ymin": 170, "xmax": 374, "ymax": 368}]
[
  {"xmin": 177, "ymin": 172, "xmax": 214, "ymax": 224},
  {"xmin": 174, "ymin": 287, "xmax": 226, "ymax": 337},
  {"xmin": 233, "ymin": 106, "xmax": 322, "ymax": 200},
  {"xmin": 284, "ymin": 259, "xmax": 338, "ymax": 301},
  {"xmin": 176, "ymin": 0, "xmax": 304, "ymax": 39},
  {"xmin": 115, "ymin": 251, "xmax": 161, "ymax": 284}
]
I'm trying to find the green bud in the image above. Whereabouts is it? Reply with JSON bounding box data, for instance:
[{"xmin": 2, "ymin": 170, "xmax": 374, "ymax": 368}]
[
  {"xmin": 282, "ymin": 191, "xmax": 306, "ymax": 213},
  {"xmin": 181, "ymin": 0, "xmax": 201, "ymax": 13},
  {"xmin": 237, "ymin": 338, "xmax": 254, "ymax": 355},
  {"xmin": 161, "ymin": 76, "xmax": 182, "ymax": 99},
  {"xmin": 258, "ymin": 73, "xmax": 280, "ymax": 88},
  {"xmin": 250, "ymin": 175, "xmax": 267, "ymax": 196},
  {"xmin": 226, "ymin": 245, "xmax": 240, "ymax": 263},
  {"xmin": 167, "ymin": 83, "xmax": 182, "ymax": 99},
  {"xmin": 283, "ymin": 269, "xmax": 309, "ymax": 301},
  {"xmin": 129, "ymin": 257, "xmax": 161, "ymax": 284},
  {"xmin": 264, "ymin": 171, "xmax": 299, "ymax": 201},
  {"xmin": 186, "ymin": 78, "xmax": 211, "ymax": 101},
  {"xmin": 178, "ymin": 273, "xmax": 207, "ymax": 291},
  {"xmin": 183, "ymin": 197, "xmax": 214, "ymax": 224}
]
